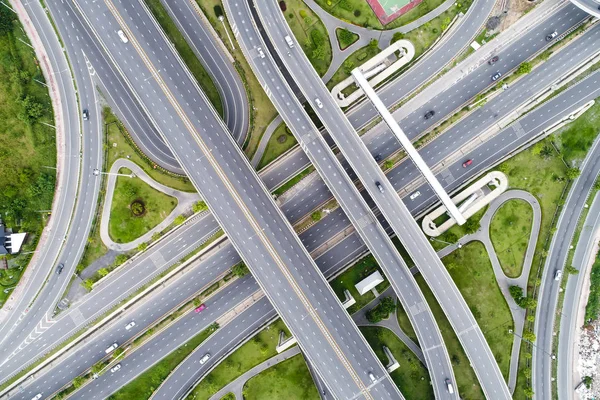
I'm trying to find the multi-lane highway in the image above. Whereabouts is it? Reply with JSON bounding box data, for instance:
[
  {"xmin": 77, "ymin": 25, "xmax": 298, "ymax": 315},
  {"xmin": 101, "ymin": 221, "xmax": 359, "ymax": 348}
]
[
  {"xmin": 224, "ymin": 1, "xmax": 457, "ymax": 398},
  {"xmin": 534, "ymin": 125, "xmax": 600, "ymax": 399},
  {"xmin": 558, "ymin": 182, "xmax": 600, "ymax": 400},
  {"xmin": 65, "ymin": 0, "xmax": 401, "ymax": 398}
]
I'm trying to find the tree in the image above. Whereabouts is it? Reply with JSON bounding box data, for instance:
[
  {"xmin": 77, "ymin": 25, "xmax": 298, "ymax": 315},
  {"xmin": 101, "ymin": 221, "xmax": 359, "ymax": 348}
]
[
  {"xmin": 82, "ymin": 279, "xmax": 94, "ymax": 291},
  {"xmin": 193, "ymin": 297, "xmax": 201, "ymax": 307},
  {"xmin": 232, "ymin": 262, "xmax": 249, "ymax": 277},
  {"xmin": 152, "ymin": 232, "xmax": 161, "ymax": 241},
  {"xmin": 509, "ymin": 285, "xmax": 523, "ymax": 302},
  {"xmin": 523, "ymin": 387, "xmax": 534, "ymax": 398},
  {"xmin": 383, "ymin": 160, "xmax": 394, "ymax": 170},
  {"xmin": 311, "ymin": 211, "xmax": 322, "ymax": 222},
  {"xmin": 193, "ymin": 201, "xmax": 208, "ymax": 213},
  {"xmin": 114, "ymin": 254, "xmax": 129, "ymax": 266},
  {"xmin": 565, "ymin": 265, "xmax": 579, "ymax": 275},
  {"xmin": 98, "ymin": 268, "xmax": 109, "ymax": 277},
  {"xmin": 174, "ymin": 214, "xmax": 186, "ymax": 225},
  {"xmin": 517, "ymin": 62, "xmax": 532, "ymax": 74},
  {"xmin": 311, "ymin": 45, "xmax": 326, "ymax": 61},
  {"xmin": 0, "ymin": 6, "xmax": 15, "ymax": 36},
  {"xmin": 137, "ymin": 242, "xmax": 148, "ymax": 252},
  {"xmin": 526, "ymin": 314, "xmax": 535, "ymax": 323},
  {"xmin": 523, "ymin": 367, "xmax": 532, "ymax": 378},
  {"xmin": 114, "ymin": 348, "xmax": 124, "ymax": 358},
  {"xmin": 463, "ymin": 218, "xmax": 480, "ymax": 234},
  {"xmin": 91, "ymin": 361, "xmax": 105, "ymax": 375},
  {"xmin": 443, "ymin": 232, "xmax": 459, "ymax": 244},
  {"xmin": 583, "ymin": 375, "xmax": 593, "ymax": 389},
  {"xmin": 72, "ymin": 376, "xmax": 85, "ymax": 389},
  {"xmin": 566, "ymin": 167, "xmax": 581, "ymax": 180},
  {"xmin": 522, "ymin": 297, "xmax": 537, "ymax": 310},
  {"xmin": 522, "ymin": 330, "xmax": 536, "ymax": 342}
]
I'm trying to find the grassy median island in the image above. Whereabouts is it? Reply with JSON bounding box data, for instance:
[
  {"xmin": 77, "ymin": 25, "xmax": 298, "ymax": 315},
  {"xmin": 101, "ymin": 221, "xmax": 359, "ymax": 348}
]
[
  {"xmin": 336, "ymin": 28, "xmax": 359, "ymax": 50},
  {"xmin": 283, "ymin": 0, "xmax": 332, "ymax": 76},
  {"xmin": 490, "ymin": 199, "xmax": 533, "ymax": 278},
  {"xmin": 187, "ymin": 319, "xmax": 291, "ymax": 399},
  {"xmin": 330, "ymin": 254, "xmax": 390, "ymax": 314},
  {"xmin": 360, "ymin": 326, "xmax": 433, "ymax": 399},
  {"xmin": 108, "ymin": 168, "xmax": 177, "ymax": 243},
  {"xmin": 0, "ymin": 8, "xmax": 55, "ymax": 307},
  {"xmin": 442, "ymin": 241, "xmax": 514, "ymax": 379},
  {"xmin": 242, "ymin": 354, "xmax": 319, "ymax": 399},
  {"xmin": 258, "ymin": 123, "xmax": 298, "ymax": 169}
]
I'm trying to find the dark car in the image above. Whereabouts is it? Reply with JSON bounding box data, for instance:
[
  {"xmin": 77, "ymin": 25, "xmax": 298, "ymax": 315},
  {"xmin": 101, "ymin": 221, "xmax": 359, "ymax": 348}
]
[
  {"xmin": 82, "ymin": 109, "xmax": 89, "ymax": 121},
  {"xmin": 374, "ymin": 154, "xmax": 382, "ymax": 162},
  {"xmin": 375, "ymin": 181, "xmax": 384, "ymax": 193},
  {"xmin": 424, "ymin": 110, "xmax": 435, "ymax": 119},
  {"xmin": 488, "ymin": 56, "xmax": 499, "ymax": 65},
  {"xmin": 546, "ymin": 31, "xmax": 558, "ymax": 41},
  {"xmin": 462, "ymin": 159, "xmax": 473, "ymax": 168},
  {"xmin": 56, "ymin": 263, "xmax": 64, "ymax": 274},
  {"xmin": 491, "ymin": 72, "xmax": 502, "ymax": 81}
]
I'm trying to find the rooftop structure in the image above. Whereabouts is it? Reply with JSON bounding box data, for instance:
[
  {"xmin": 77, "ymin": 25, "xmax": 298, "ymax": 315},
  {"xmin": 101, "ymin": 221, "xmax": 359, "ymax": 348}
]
[{"xmin": 355, "ymin": 271, "xmax": 385, "ymax": 295}]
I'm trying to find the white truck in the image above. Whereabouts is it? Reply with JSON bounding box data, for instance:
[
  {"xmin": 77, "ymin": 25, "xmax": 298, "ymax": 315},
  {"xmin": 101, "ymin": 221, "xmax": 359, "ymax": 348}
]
[{"xmin": 285, "ymin": 35, "xmax": 294, "ymax": 48}]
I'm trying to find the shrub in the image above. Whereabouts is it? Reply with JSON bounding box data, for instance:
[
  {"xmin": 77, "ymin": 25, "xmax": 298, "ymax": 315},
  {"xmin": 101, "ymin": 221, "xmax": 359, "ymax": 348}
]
[
  {"xmin": 354, "ymin": 10, "xmax": 361, "ymax": 17},
  {"xmin": 232, "ymin": 262, "xmax": 250, "ymax": 277},
  {"xmin": 357, "ymin": 52, "xmax": 368, "ymax": 61},
  {"xmin": 174, "ymin": 214, "xmax": 186, "ymax": 225},
  {"xmin": 213, "ymin": 5, "xmax": 223, "ymax": 17},
  {"xmin": 366, "ymin": 296, "xmax": 396, "ymax": 323},
  {"xmin": 299, "ymin": 9, "xmax": 307, "ymax": 18},
  {"xmin": 72, "ymin": 376, "xmax": 85, "ymax": 389},
  {"xmin": 82, "ymin": 279, "xmax": 94, "ymax": 291},
  {"xmin": 98, "ymin": 268, "xmax": 109, "ymax": 277},
  {"xmin": 137, "ymin": 242, "xmax": 148, "ymax": 252},
  {"xmin": 338, "ymin": 0, "xmax": 352, "ymax": 11},
  {"xmin": 192, "ymin": 200, "xmax": 208, "ymax": 213},
  {"xmin": 311, "ymin": 211, "xmax": 322, "ymax": 221},
  {"xmin": 310, "ymin": 29, "xmax": 324, "ymax": 46},
  {"xmin": 517, "ymin": 62, "xmax": 532, "ymax": 74},
  {"xmin": 115, "ymin": 254, "xmax": 129, "ymax": 266}
]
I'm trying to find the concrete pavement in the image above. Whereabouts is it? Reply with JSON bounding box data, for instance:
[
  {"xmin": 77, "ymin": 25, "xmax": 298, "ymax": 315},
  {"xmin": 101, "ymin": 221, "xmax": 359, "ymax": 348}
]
[{"xmin": 99, "ymin": 158, "xmax": 201, "ymax": 251}]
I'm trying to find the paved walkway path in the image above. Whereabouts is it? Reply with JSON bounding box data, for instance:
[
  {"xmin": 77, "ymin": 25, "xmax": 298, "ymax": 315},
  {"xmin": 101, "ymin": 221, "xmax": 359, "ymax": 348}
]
[
  {"xmin": 438, "ymin": 189, "xmax": 541, "ymax": 392},
  {"xmin": 100, "ymin": 158, "xmax": 201, "ymax": 251},
  {"xmin": 251, "ymin": 115, "xmax": 283, "ymax": 168},
  {"xmin": 208, "ymin": 346, "xmax": 301, "ymax": 400},
  {"xmin": 352, "ymin": 285, "xmax": 425, "ymax": 365}
]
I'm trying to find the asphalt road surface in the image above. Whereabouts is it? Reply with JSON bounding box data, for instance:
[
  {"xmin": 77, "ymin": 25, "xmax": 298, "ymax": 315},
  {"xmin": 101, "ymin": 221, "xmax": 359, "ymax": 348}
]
[
  {"xmin": 533, "ymin": 128, "xmax": 600, "ymax": 399},
  {"xmin": 225, "ymin": 0, "xmax": 457, "ymax": 398},
  {"xmin": 64, "ymin": 0, "xmax": 400, "ymax": 398}
]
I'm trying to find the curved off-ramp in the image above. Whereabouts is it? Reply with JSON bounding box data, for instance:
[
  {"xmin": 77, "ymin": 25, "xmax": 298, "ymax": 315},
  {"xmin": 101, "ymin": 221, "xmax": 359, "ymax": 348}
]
[{"xmin": 100, "ymin": 158, "xmax": 201, "ymax": 252}]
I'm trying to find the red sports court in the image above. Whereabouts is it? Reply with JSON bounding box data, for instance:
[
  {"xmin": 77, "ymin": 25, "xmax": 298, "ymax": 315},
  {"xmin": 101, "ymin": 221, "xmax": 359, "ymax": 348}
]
[{"xmin": 366, "ymin": 0, "xmax": 424, "ymax": 25}]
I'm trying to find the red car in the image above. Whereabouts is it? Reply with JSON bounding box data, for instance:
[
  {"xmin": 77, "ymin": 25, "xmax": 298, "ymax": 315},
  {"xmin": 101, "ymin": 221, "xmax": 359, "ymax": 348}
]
[
  {"xmin": 194, "ymin": 304, "xmax": 207, "ymax": 313},
  {"xmin": 462, "ymin": 159, "xmax": 473, "ymax": 168}
]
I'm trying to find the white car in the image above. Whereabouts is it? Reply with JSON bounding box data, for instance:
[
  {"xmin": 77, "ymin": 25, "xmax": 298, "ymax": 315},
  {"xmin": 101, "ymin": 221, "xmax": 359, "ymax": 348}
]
[
  {"xmin": 257, "ymin": 47, "xmax": 265, "ymax": 59},
  {"xmin": 409, "ymin": 191, "xmax": 421, "ymax": 200},
  {"xmin": 554, "ymin": 269, "xmax": 563, "ymax": 281},
  {"xmin": 110, "ymin": 364, "xmax": 122, "ymax": 373},
  {"xmin": 117, "ymin": 30, "xmax": 129, "ymax": 43},
  {"xmin": 314, "ymin": 98, "xmax": 323, "ymax": 109},
  {"xmin": 125, "ymin": 321, "xmax": 136, "ymax": 330},
  {"xmin": 199, "ymin": 353, "xmax": 211, "ymax": 365},
  {"xmin": 31, "ymin": 395, "xmax": 43, "ymax": 400},
  {"xmin": 105, "ymin": 342, "xmax": 118, "ymax": 354}
]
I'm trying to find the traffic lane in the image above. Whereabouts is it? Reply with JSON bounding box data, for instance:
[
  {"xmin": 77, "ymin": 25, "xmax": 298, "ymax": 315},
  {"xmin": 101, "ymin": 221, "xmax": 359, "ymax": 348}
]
[
  {"xmin": 0, "ymin": 213, "xmax": 225, "ymax": 380},
  {"xmin": 12, "ymin": 264, "xmax": 255, "ymax": 400},
  {"xmin": 0, "ymin": 0, "xmax": 83, "ymax": 345},
  {"xmin": 0, "ymin": 0, "xmax": 105, "ymax": 361},
  {"xmin": 253, "ymin": 2, "xmax": 456, "ymax": 397},
  {"xmin": 534, "ymin": 137, "xmax": 600, "ymax": 400},
  {"xmin": 558, "ymin": 187, "xmax": 600, "ymax": 399},
  {"xmin": 159, "ymin": 0, "xmax": 249, "ymax": 145},
  {"xmin": 259, "ymin": 4, "xmax": 588, "ymax": 191},
  {"xmin": 150, "ymin": 298, "xmax": 276, "ymax": 400},
  {"xmin": 80, "ymin": 0, "xmax": 391, "ymax": 397}
]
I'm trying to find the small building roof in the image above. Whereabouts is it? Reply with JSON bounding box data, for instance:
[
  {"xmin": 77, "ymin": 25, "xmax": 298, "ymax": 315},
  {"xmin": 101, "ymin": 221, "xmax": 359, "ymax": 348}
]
[{"xmin": 355, "ymin": 271, "xmax": 384, "ymax": 295}]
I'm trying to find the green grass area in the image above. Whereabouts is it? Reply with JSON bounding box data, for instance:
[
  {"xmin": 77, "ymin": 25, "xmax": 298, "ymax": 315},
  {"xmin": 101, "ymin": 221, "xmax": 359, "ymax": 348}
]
[
  {"xmin": 242, "ymin": 354, "xmax": 319, "ymax": 399},
  {"xmin": 329, "ymin": 255, "xmax": 390, "ymax": 314},
  {"xmin": 490, "ymin": 199, "xmax": 533, "ymax": 278},
  {"xmin": 553, "ymin": 99, "xmax": 600, "ymax": 164},
  {"xmin": 108, "ymin": 168, "xmax": 177, "ymax": 243},
  {"xmin": 193, "ymin": 0, "xmax": 278, "ymax": 159},
  {"xmin": 0, "ymin": 269, "xmax": 21, "ymax": 306},
  {"xmin": 186, "ymin": 319, "xmax": 290, "ymax": 399},
  {"xmin": 335, "ymin": 28, "xmax": 359, "ymax": 50},
  {"xmin": 585, "ymin": 251, "xmax": 600, "ymax": 322},
  {"xmin": 219, "ymin": 394, "xmax": 234, "ymax": 400},
  {"xmin": 414, "ymin": 274, "xmax": 484, "ymax": 399},
  {"xmin": 326, "ymin": 41, "xmax": 380, "ymax": 90},
  {"xmin": 284, "ymin": 0, "xmax": 332, "ymax": 76},
  {"xmin": 441, "ymin": 241, "xmax": 514, "ymax": 380},
  {"xmin": 428, "ymin": 206, "xmax": 487, "ymax": 251},
  {"xmin": 143, "ymin": 0, "xmax": 223, "ymax": 116},
  {"xmin": 257, "ymin": 123, "xmax": 298, "ymax": 169},
  {"xmin": 396, "ymin": 301, "xmax": 419, "ymax": 345},
  {"xmin": 360, "ymin": 326, "xmax": 433, "ymax": 400},
  {"xmin": 108, "ymin": 325, "xmax": 215, "ymax": 400},
  {"xmin": 272, "ymin": 166, "xmax": 315, "ymax": 196},
  {"xmin": 0, "ymin": 10, "xmax": 56, "ymax": 307},
  {"xmin": 104, "ymin": 109, "xmax": 195, "ymax": 192}
]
